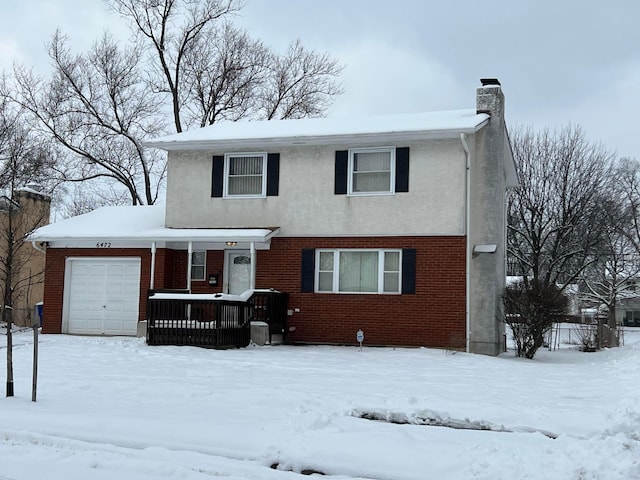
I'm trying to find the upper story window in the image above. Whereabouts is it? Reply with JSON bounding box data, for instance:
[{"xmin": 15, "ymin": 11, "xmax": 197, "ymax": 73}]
[
  {"xmin": 191, "ymin": 251, "xmax": 206, "ymax": 281},
  {"xmin": 212, "ymin": 153, "xmax": 279, "ymax": 198},
  {"xmin": 316, "ymin": 249, "xmax": 401, "ymax": 294},
  {"xmin": 224, "ymin": 153, "xmax": 267, "ymax": 198},
  {"xmin": 348, "ymin": 147, "xmax": 395, "ymax": 195},
  {"xmin": 335, "ymin": 147, "xmax": 408, "ymax": 196}
]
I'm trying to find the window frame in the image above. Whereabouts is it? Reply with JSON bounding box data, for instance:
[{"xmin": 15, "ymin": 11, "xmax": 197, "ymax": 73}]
[
  {"xmin": 191, "ymin": 250, "xmax": 206, "ymax": 282},
  {"xmin": 347, "ymin": 146, "xmax": 396, "ymax": 196},
  {"xmin": 223, "ymin": 152, "xmax": 268, "ymax": 198},
  {"xmin": 314, "ymin": 248, "xmax": 402, "ymax": 294}
]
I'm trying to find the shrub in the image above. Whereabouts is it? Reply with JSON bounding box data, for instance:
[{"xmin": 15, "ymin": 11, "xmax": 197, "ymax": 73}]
[{"xmin": 503, "ymin": 279, "xmax": 568, "ymax": 359}]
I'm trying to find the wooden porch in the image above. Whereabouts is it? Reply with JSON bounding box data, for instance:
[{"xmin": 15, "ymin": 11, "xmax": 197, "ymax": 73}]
[{"xmin": 146, "ymin": 289, "xmax": 289, "ymax": 348}]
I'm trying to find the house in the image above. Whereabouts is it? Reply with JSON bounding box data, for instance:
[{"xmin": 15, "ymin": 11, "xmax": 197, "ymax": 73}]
[
  {"xmin": 29, "ymin": 79, "xmax": 517, "ymax": 355},
  {"xmin": 1, "ymin": 186, "xmax": 50, "ymax": 327},
  {"xmin": 615, "ymin": 278, "xmax": 640, "ymax": 327}
]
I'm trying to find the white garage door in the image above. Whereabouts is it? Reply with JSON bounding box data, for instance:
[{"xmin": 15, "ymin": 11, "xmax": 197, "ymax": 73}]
[{"xmin": 65, "ymin": 258, "xmax": 141, "ymax": 336}]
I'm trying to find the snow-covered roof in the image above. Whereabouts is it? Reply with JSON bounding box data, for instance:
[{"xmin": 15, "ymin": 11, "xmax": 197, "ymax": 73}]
[
  {"xmin": 15, "ymin": 186, "xmax": 50, "ymax": 198},
  {"xmin": 145, "ymin": 109, "xmax": 490, "ymax": 151},
  {"xmin": 28, "ymin": 204, "xmax": 277, "ymax": 244}
]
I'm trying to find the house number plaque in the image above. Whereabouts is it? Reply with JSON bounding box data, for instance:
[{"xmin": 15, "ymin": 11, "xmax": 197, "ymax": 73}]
[{"xmin": 96, "ymin": 242, "xmax": 112, "ymax": 248}]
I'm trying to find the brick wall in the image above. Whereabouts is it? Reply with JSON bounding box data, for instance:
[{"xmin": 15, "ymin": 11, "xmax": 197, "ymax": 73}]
[
  {"xmin": 257, "ymin": 236, "xmax": 467, "ymax": 349},
  {"xmin": 42, "ymin": 236, "xmax": 467, "ymax": 349},
  {"xmin": 159, "ymin": 249, "xmax": 224, "ymax": 292}
]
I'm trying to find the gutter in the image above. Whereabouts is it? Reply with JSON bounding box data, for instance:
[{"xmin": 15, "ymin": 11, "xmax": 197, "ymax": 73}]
[
  {"xmin": 144, "ymin": 121, "xmax": 490, "ymax": 151},
  {"xmin": 28, "ymin": 227, "xmax": 281, "ymax": 246},
  {"xmin": 460, "ymin": 133, "xmax": 471, "ymax": 353},
  {"xmin": 31, "ymin": 240, "xmax": 46, "ymax": 254}
]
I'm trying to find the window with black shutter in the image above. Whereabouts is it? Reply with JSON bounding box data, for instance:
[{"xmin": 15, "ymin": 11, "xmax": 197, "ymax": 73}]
[
  {"xmin": 212, "ymin": 152, "xmax": 280, "ymax": 198},
  {"xmin": 335, "ymin": 147, "xmax": 409, "ymax": 195}
]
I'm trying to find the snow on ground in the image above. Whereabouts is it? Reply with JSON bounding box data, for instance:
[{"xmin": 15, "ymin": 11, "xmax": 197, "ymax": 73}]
[{"xmin": 1, "ymin": 327, "xmax": 639, "ymax": 479}]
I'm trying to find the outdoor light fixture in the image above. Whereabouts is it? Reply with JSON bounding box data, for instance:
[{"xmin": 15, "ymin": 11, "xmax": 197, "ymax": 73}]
[
  {"xmin": 472, "ymin": 244, "xmax": 497, "ymax": 255},
  {"xmin": 225, "ymin": 241, "xmax": 238, "ymax": 247}
]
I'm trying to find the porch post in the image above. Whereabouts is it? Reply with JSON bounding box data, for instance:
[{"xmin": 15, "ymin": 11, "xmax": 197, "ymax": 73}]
[
  {"xmin": 150, "ymin": 241, "xmax": 156, "ymax": 290},
  {"xmin": 187, "ymin": 241, "xmax": 193, "ymax": 292},
  {"xmin": 250, "ymin": 241, "xmax": 256, "ymax": 290}
]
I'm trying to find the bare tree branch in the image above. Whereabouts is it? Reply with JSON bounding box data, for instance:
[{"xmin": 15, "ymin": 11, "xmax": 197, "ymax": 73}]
[
  {"xmin": 106, "ymin": 0, "xmax": 244, "ymax": 132},
  {"xmin": 258, "ymin": 39, "xmax": 344, "ymax": 120},
  {"xmin": 507, "ymin": 124, "xmax": 616, "ymax": 290},
  {"xmin": 9, "ymin": 31, "xmax": 166, "ymax": 205}
]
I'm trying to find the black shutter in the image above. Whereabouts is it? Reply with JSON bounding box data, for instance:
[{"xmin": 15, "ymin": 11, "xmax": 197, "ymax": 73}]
[
  {"xmin": 301, "ymin": 248, "xmax": 316, "ymax": 293},
  {"xmin": 211, "ymin": 155, "xmax": 224, "ymax": 197},
  {"xmin": 401, "ymin": 248, "xmax": 416, "ymax": 294},
  {"xmin": 395, "ymin": 147, "xmax": 410, "ymax": 192},
  {"xmin": 266, "ymin": 153, "xmax": 280, "ymax": 196},
  {"xmin": 334, "ymin": 150, "xmax": 348, "ymax": 194}
]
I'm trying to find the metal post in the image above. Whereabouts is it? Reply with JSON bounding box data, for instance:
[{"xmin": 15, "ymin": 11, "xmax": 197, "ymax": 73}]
[
  {"xmin": 32, "ymin": 318, "xmax": 38, "ymax": 402},
  {"xmin": 250, "ymin": 242, "xmax": 256, "ymax": 290},
  {"xmin": 187, "ymin": 241, "xmax": 193, "ymax": 292},
  {"xmin": 4, "ymin": 305, "xmax": 14, "ymax": 397},
  {"xmin": 150, "ymin": 241, "xmax": 156, "ymax": 290}
]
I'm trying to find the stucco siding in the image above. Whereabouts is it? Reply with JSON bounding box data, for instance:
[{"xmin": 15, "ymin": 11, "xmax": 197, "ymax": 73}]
[
  {"xmin": 165, "ymin": 138, "xmax": 468, "ymax": 236},
  {"xmin": 467, "ymin": 86, "xmax": 509, "ymax": 355}
]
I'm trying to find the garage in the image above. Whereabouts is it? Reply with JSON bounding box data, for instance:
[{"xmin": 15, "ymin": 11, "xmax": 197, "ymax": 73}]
[{"xmin": 64, "ymin": 257, "xmax": 141, "ymax": 336}]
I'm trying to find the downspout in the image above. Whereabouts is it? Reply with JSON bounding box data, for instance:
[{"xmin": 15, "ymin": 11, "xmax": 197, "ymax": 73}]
[
  {"xmin": 249, "ymin": 241, "xmax": 256, "ymax": 290},
  {"xmin": 150, "ymin": 241, "xmax": 156, "ymax": 290},
  {"xmin": 187, "ymin": 241, "xmax": 193, "ymax": 293},
  {"xmin": 460, "ymin": 133, "xmax": 471, "ymax": 353}
]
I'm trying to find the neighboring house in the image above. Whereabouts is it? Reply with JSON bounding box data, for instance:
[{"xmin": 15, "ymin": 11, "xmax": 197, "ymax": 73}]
[
  {"xmin": 616, "ymin": 279, "xmax": 640, "ymax": 327},
  {"xmin": 29, "ymin": 79, "xmax": 517, "ymax": 355},
  {"xmin": 619, "ymin": 299, "xmax": 640, "ymax": 326},
  {"xmin": 1, "ymin": 186, "xmax": 51, "ymax": 327}
]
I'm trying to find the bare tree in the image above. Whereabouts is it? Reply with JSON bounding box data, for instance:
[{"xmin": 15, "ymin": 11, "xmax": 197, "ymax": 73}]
[
  {"xmin": 106, "ymin": 0, "xmax": 244, "ymax": 132},
  {"xmin": 56, "ymin": 183, "xmax": 127, "ymax": 218},
  {"xmin": 508, "ymin": 125, "xmax": 615, "ymax": 288},
  {"xmin": 258, "ymin": 39, "xmax": 344, "ymax": 121},
  {"xmin": 615, "ymin": 157, "xmax": 640, "ymax": 253},
  {"xmin": 5, "ymin": 1, "xmax": 341, "ymax": 211},
  {"xmin": 10, "ymin": 31, "xmax": 167, "ymax": 206},
  {"xmin": 107, "ymin": 0, "xmax": 343, "ymax": 131},
  {"xmin": 578, "ymin": 198, "xmax": 639, "ymax": 340},
  {"xmin": 506, "ymin": 124, "xmax": 616, "ymax": 357},
  {"xmin": 182, "ymin": 22, "xmax": 270, "ymax": 126},
  {"xmin": 0, "ymin": 85, "xmax": 54, "ymax": 396}
]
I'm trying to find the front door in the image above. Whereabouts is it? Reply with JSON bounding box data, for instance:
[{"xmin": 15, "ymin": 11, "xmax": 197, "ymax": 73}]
[{"xmin": 225, "ymin": 250, "xmax": 252, "ymax": 294}]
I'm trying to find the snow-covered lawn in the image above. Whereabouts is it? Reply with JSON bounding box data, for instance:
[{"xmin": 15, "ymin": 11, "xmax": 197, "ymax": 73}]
[{"xmin": 1, "ymin": 328, "xmax": 639, "ymax": 479}]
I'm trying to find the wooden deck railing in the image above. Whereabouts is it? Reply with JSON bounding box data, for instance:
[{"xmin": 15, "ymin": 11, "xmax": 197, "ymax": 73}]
[
  {"xmin": 146, "ymin": 291, "xmax": 251, "ymax": 348},
  {"xmin": 146, "ymin": 289, "xmax": 289, "ymax": 348}
]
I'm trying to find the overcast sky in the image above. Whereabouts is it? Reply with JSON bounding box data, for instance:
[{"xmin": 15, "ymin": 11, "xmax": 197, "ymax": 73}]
[{"xmin": 2, "ymin": 0, "xmax": 639, "ymax": 159}]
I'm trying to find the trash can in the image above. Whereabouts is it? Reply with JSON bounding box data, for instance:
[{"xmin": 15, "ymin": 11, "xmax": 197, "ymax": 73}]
[{"xmin": 35, "ymin": 302, "xmax": 43, "ymax": 327}]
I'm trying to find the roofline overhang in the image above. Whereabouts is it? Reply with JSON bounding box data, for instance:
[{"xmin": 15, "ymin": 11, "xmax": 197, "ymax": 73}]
[
  {"xmin": 29, "ymin": 227, "xmax": 280, "ymax": 245},
  {"xmin": 144, "ymin": 122, "xmax": 490, "ymax": 151}
]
